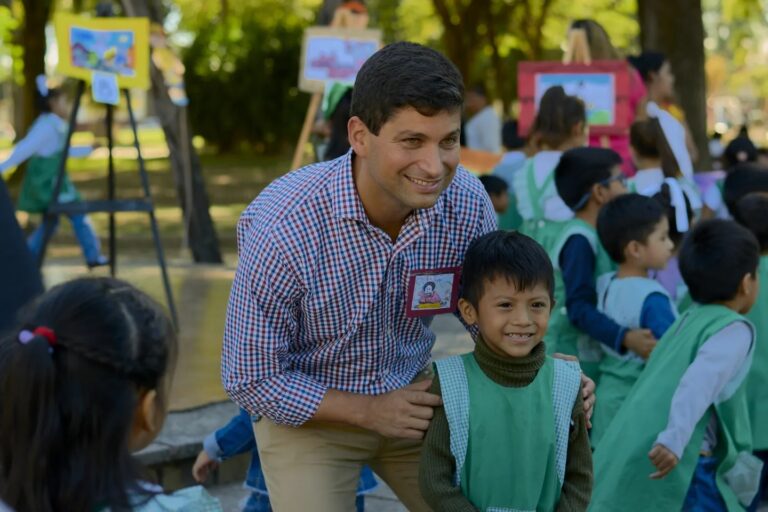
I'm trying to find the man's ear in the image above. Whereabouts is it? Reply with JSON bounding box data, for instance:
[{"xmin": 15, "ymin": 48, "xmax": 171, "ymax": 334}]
[
  {"xmin": 348, "ymin": 116, "xmax": 371, "ymax": 157},
  {"xmin": 458, "ymin": 298, "xmax": 478, "ymax": 326}
]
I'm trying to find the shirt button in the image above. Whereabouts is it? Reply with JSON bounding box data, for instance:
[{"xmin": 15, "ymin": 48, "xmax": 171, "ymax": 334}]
[{"xmin": 560, "ymin": 306, "xmax": 567, "ymax": 315}]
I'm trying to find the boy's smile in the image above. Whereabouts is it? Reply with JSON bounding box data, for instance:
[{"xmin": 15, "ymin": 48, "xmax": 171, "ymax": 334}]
[{"xmin": 459, "ymin": 277, "xmax": 552, "ymax": 358}]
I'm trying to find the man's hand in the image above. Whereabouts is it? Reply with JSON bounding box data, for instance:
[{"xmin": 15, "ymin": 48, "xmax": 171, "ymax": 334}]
[
  {"xmin": 551, "ymin": 352, "xmax": 596, "ymax": 427},
  {"xmin": 623, "ymin": 329, "xmax": 657, "ymax": 360},
  {"xmin": 648, "ymin": 444, "xmax": 678, "ymax": 479},
  {"xmin": 359, "ymin": 379, "xmax": 442, "ymax": 440},
  {"xmin": 192, "ymin": 450, "xmax": 219, "ymax": 483}
]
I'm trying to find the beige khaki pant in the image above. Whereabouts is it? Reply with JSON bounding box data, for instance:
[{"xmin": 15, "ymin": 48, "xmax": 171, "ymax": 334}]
[{"xmin": 253, "ymin": 418, "xmax": 431, "ymax": 512}]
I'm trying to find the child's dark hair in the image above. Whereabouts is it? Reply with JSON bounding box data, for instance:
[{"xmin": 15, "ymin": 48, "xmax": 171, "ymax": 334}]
[
  {"xmin": 0, "ymin": 277, "xmax": 177, "ymax": 512},
  {"xmin": 479, "ymin": 175, "xmax": 508, "ymax": 197},
  {"xmin": 597, "ymin": 193, "xmax": 666, "ymax": 263},
  {"xmin": 630, "ymin": 118, "xmax": 680, "ymax": 178},
  {"xmin": 627, "ymin": 51, "xmax": 667, "ymax": 84},
  {"xmin": 531, "ymin": 86, "xmax": 586, "ymax": 150},
  {"xmin": 733, "ymin": 192, "xmax": 768, "ymax": 252},
  {"xmin": 652, "ymin": 183, "xmax": 694, "ymax": 248},
  {"xmin": 36, "ymin": 87, "xmax": 63, "ymax": 113},
  {"xmin": 723, "ymin": 136, "xmax": 758, "ymax": 168},
  {"xmin": 502, "ymin": 120, "xmax": 526, "ymax": 150},
  {"xmin": 462, "ymin": 230, "xmax": 554, "ymax": 307},
  {"xmin": 555, "ymin": 147, "xmax": 622, "ymax": 211},
  {"xmin": 723, "ymin": 163, "xmax": 768, "ymax": 215},
  {"xmin": 350, "ymin": 42, "xmax": 463, "ymax": 135},
  {"xmin": 679, "ymin": 219, "xmax": 759, "ymax": 304}
]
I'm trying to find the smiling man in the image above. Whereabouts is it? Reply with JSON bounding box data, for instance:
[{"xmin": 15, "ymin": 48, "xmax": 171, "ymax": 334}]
[{"xmin": 222, "ymin": 42, "xmax": 587, "ymax": 511}]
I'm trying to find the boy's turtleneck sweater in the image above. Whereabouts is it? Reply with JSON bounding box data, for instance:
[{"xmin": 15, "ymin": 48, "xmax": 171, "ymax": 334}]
[{"xmin": 418, "ymin": 337, "xmax": 593, "ymax": 512}]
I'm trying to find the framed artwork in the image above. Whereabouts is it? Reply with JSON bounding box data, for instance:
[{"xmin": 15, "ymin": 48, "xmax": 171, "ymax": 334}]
[
  {"xmin": 299, "ymin": 26, "xmax": 381, "ymax": 93},
  {"xmin": 518, "ymin": 61, "xmax": 631, "ymax": 136},
  {"xmin": 54, "ymin": 14, "xmax": 150, "ymax": 89}
]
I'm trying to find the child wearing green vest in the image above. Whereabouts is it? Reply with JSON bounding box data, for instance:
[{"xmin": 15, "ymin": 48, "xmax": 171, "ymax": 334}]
[
  {"xmin": 511, "ymin": 86, "xmax": 586, "ymax": 252},
  {"xmin": 590, "ymin": 193, "xmax": 677, "ymax": 447},
  {"xmin": 547, "ymin": 147, "xmax": 656, "ymax": 381},
  {"xmin": 478, "ymin": 175, "xmax": 510, "ymax": 224},
  {"xmin": 732, "ymin": 193, "xmax": 768, "ymax": 510},
  {"xmin": 591, "ymin": 219, "xmax": 762, "ymax": 511},
  {"xmin": 419, "ymin": 230, "xmax": 592, "ymax": 511}
]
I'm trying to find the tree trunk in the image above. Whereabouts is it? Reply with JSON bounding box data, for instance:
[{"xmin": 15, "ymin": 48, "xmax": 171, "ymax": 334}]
[
  {"xmin": 638, "ymin": 0, "xmax": 710, "ymax": 169},
  {"xmin": 19, "ymin": 0, "xmax": 52, "ymax": 135},
  {"xmin": 122, "ymin": 0, "xmax": 222, "ymax": 263}
]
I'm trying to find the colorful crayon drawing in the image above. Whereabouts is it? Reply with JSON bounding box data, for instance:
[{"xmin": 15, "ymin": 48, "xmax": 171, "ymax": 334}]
[
  {"xmin": 536, "ymin": 73, "xmax": 616, "ymax": 126},
  {"xmin": 299, "ymin": 27, "xmax": 381, "ymax": 93},
  {"xmin": 55, "ymin": 14, "xmax": 150, "ymax": 89}
]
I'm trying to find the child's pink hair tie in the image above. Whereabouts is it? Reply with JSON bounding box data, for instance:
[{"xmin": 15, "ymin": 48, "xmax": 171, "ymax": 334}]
[{"xmin": 18, "ymin": 326, "xmax": 57, "ymax": 350}]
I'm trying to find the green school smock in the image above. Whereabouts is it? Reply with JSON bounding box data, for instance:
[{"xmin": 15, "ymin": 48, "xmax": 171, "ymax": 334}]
[
  {"xmin": 590, "ymin": 274, "xmax": 677, "ymax": 448},
  {"xmin": 746, "ymin": 255, "xmax": 768, "ymax": 450},
  {"xmin": 546, "ymin": 218, "xmax": 615, "ymax": 381},
  {"xmin": 435, "ymin": 353, "xmax": 581, "ymax": 511},
  {"xmin": 514, "ymin": 158, "xmax": 567, "ymax": 252},
  {"xmin": 590, "ymin": 305, "xmax": 760, "ymax": 512},
  {"xmin": 17, "ymin": 152, "xmax": 80, "ymax": 213}
]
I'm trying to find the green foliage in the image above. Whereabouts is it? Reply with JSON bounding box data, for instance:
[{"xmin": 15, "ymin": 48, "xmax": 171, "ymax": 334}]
[
  {"xmin": 179, "ymin": 0, "xmax": 319, "ymax": 153},
  {"xmin": 0, "ymin": 5, "xmax": 22, "ymax": 84}
]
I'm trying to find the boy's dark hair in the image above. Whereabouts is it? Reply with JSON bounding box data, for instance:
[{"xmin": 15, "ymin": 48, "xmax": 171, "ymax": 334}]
[
  {"xmin": 555, "ymin": 147, "xmax": 622, "ymax": 211},
  {"xmin": 597, "ymin": 193, "xmax": 666, "ymax": 263},
  {"xmin": 630, "ymin": 118, "xmax": 680, "ymax": 178},
  {"xmin": 652, "ymin": 183, "xmax": 694, "ymax": 248},
  {"xmin": 724, "ymin": 136, "xmax": 758, "ymax": 168},
  {"xmin": 350, "ymin": 42, "xmax": 463, "ymax": 135},
  {"xmin": 0, "ymin": 277, "xmax": 177, "ymax": 512},
  {"xmin": 733, "ymin": 193, "xmax": 768, "ymax": 252},
  {"xmin": 627, "ymin": 51, "xmax": 667, "ymax": 84},
  {"xmin": 479, "ymin": 175, "xmax": 508, "ymax": 197},
  {"xmin": 502, "ymin": 120, "xmax": 526, "ymax": 150},
  {"xmin": 462, "ymin": 230, "xmax": 554, "ymax": 307},
  {"xmin": 679, "ymin": 219, "xmax": 759, "ymax": 304},
  {"xmin": 531, "ymin": 86, "xmax": 586, "ymax": 150},
  {"xmin": 723, "ymin": 163, "xmax": 768, "ymax": 215}
]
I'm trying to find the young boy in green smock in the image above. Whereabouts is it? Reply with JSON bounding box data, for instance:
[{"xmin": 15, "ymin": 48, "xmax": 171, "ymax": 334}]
[
  {"xmin": 419, "ymin": 230, "xmax": 592, "ymax": 511},
  {"xmin": 589, "ymin": 193, "xmax": 678, "ymax": 447},
  {"xmin": 732, "ymin": 192, "xmax": 768, "ymax": 508},
  {"xmin": 547, "ymin": 147, "xmax": 655, "ymax": 381},
  {"xmin": 590, "ymin": 219, "xmax": 762, "ymax": 511}
]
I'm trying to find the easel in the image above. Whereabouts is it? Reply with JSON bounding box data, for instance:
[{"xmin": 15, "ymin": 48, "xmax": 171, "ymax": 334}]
[
  {"xmin": 37, "ymin": 79, "xmax": 179, "ymax": 327},
  {"xmin": 290, "ymin": 4, "xmax": 371, "ymax": 170}
]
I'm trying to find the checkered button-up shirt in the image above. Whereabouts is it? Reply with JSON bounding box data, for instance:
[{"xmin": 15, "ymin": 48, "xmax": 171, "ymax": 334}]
[{"xmin": 222, "ymin": 151, "xmax": 496, "ymax": 426}]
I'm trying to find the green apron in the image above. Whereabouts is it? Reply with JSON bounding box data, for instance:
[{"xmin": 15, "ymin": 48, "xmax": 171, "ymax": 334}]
[
  {"xmin": 590, "ymin": 305, "xmax": 760, "ymax": 511},
  {"xmin": 746, "ymin": 255, "xmax": 768, "ymax": 450},
  {"xmin": 547, "ymin": 218, "xmax": 615, "ymax": 381},
  {"xmin": 516, "ymin": 158, "xmax": 567, "ymax": 252},
  {"xmin": 17, "ymin": 152, "xmax": 80, "ymax": 213},
  {"xmin": 590, "ymin": 274, "xmax": 677, "ymax": 448},
  {"xmin": 435, "ymin": 354, "xmax": 581, "ymax": 511}
]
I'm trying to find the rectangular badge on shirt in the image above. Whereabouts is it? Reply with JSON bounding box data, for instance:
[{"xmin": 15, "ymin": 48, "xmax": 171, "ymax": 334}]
[{"xmin": 405, "ymin": 267, "xmax": 461, "ymax": 318}]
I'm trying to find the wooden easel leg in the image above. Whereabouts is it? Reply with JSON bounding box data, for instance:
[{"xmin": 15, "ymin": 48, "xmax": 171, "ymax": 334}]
[
  {"xmin": 125, "ymin": 89, "xmax": 179, "ymax": 329},
  {"xmin": 106, "ymin": 102, "xmax": 116, "ymax": 277},
  {"xmin": 291, "ymin": 92, "xmax": 323, "ymax": 170}
]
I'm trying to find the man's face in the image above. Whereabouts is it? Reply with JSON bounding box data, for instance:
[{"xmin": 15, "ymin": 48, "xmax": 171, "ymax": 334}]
[{"xmin": 354, "ymin": 107, "xmax": 461, "ymax": 216}]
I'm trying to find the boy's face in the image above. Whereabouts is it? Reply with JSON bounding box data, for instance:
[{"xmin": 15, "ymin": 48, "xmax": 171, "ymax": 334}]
[
  {"xmin": 634, "ymin": 217, "xmax": 674, "ymax": 270},
  {"xmin": 490, "ymin": 190, "xmax": 510, "ymax": 214},
  {"xmin": 458, "ymin": 277, "xmax": 551, "ymax": 358}
]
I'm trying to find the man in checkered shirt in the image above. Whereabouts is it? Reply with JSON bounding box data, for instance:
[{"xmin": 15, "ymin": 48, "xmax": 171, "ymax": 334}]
[{"xmin": 223, "ymin": 42, "xmax": 594, "ymax": 511}]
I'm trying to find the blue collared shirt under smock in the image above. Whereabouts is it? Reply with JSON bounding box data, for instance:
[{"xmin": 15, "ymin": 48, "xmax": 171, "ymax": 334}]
[{"xmin": 222, "ymin": 150, "xmax": 497, "ymax": 426}]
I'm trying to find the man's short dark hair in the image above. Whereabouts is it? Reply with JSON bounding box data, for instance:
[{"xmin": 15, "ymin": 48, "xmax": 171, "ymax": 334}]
[
  {"xmin": 479, "ymin": 175, "xmax": 508, "ymax": 197},
  {"xmin": 597, "ymin": 194, "xmax": 666, "ymax": 263},
  {"xmin": 679, "ymin": 219, "xmax": 759, "ymax": 304},
  {"xmin": 462, "ymin": 230, "xmax": 554, "ymax": 307},
  {"xmin": 350, "ymin": 42, "xmax": 464, "ymax": 135},
  {"xmin": 733, "ymin": 193, "xmax": 768, "ymax": 253},
  {"xmin": 555, "ymin": 147, "xmax": 622, "ymax": 211}
]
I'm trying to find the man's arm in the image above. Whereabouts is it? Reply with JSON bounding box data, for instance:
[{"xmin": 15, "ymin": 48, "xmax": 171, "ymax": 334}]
[
  {"xmin": 557, "ymin": 385, "xmax": 592, "ymax": 511},
  {"xmin": 418, "ymin": 375, "xmax": 479, "ymax": 511}
]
